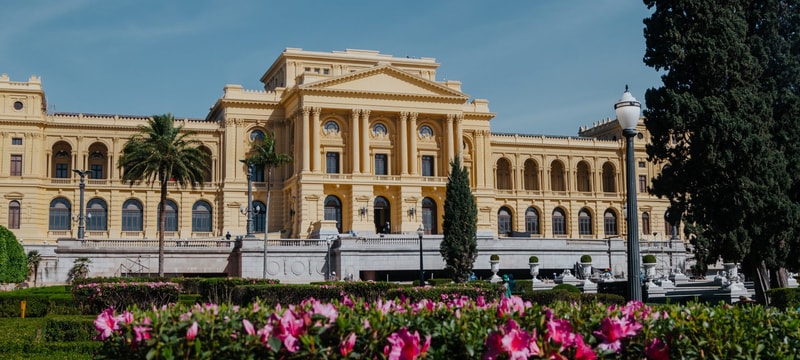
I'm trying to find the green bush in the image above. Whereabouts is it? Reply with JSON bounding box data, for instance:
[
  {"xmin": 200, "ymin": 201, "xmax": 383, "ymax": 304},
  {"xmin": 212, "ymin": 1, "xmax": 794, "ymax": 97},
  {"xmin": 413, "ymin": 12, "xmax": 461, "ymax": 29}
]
[
  {"xmin": 643, "ymin": 254, "xmax": 657, "ymax": 264},
  {"xmin": 580, "ymin": 292, "xmax": 626, "ymax": 305},
  {"xmin": 44, "ymin": 315, "xmax": 96, "ymax": 341},
  {"xmin": 514, "ymin": 280, "xmax": 532, "ymax": 293},
  {"xmin": 529, "ymin": 255, "xmax": 539, "ymax": 263},
  {"xmin": 0, "ymin": 226, "xmax": 26, "ymax": 283},
  {"xmin": 580, "ymin": 254, "xmax": 592, "ymax": 263},
  {"xmin": 72, "ymin": 281, "xmax": 179, "ymax": 314},
  {"xmin": 521, "ymin": 289, "xmax": 581, "ymax": 305},
  {"xmin": 552, "ymin": 283, "xmax": 581, "ymax": 293},
  {"xmin": 768, "ymin": 287, "xmax": 800, "ymax": 310},
  {"xmin": 199, "ymin": 278, "xmax": 279, "ymax": 304},
  {"xmin": 427, "ymin": 278, "xmax": 453, "ymax": 286},
  {"xmin": 386, "ymin": 283, "xmax": 504, "ymax": 303},
  {"xmin": 490, "ymin": 254, "xmax": 500, "ymax": 261}
]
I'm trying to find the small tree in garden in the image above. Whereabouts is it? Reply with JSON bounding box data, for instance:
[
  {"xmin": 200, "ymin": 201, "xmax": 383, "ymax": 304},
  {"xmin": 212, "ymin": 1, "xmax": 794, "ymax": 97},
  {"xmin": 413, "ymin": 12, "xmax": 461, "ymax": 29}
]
[
  {"xmin": 27, "ymin": 250, "xmax": 42, "ymax": 286},
  {"xmin": 440, "ymin": 156, "xmax": 477, "ymax": 283},
  {"xmin": 68, "ymin": 257, "xmax": 92, "ymax": 284}
]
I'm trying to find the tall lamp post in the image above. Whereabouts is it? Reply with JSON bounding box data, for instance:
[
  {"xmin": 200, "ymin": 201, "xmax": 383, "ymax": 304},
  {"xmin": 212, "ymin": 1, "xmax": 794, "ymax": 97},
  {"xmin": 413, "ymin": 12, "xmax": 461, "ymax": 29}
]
[
  {"xmin": 72, "ymin": 169, "xmax": 90, "ymax": 240},
  {"xmin": 240, "ymin": 160, "xmax": 255, "ymax": 238},
  {"xmin": 417, "ymin": 225, "xmax": 425, "ymax": 286},
  {"xmin": 615, "ymin": 86, "xmax": 642, "ymax": 302}
]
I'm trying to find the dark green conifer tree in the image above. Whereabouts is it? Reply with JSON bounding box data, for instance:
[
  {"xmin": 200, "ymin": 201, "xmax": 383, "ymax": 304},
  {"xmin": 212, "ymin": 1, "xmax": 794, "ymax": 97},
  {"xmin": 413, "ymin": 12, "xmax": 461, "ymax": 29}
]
[
  {"xmin": 440, "ymin": 156, "xmax": 478, "ymax": 283},
  {"xmin": 643, "ymin": 0, "xmax": 800, "ymax": 303}
]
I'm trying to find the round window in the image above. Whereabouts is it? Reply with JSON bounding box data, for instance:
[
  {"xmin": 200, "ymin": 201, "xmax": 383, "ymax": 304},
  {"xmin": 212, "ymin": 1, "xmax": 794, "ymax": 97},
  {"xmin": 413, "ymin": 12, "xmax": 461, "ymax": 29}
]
[
  {"xmin": 372, "ymin": 123, "xmax": 387, "ymax": 135},
  {"xmin": 250, "ymin": 130, "xmax": 265, "ymax": 142},
  {"xmin": 324, "ymin": 121, "xmax": 339, "ymax": 134},
  {"xmin": 419, "ymin": 125, "xmax": 433, "ymax": 138},
  {"xmin": 13, "ymin": 101, "xmax": 23, "ymax": 110}
]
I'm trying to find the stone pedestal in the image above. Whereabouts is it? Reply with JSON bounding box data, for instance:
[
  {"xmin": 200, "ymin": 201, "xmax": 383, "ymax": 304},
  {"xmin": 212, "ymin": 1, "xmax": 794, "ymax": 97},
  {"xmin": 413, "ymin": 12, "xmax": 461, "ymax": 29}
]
[
  {"xmin": 643, "ymin": 263, "xmax": 657, "ymax": 280},
  {"xmin": 645, "ymin": 281, "xmax": 667, "ymax": 298},
  {"xmin": 669, "ymin": 269, "xmax": 690, "ymax": 285},
  {"xmin": 719, "ymin": 281, "xmax": 750, "ymax": 304},
  {"xmin": 581, "ymin": 280, "xmax": 597, "ymax": 294},
  {"xmin": 490, "ymin": 260, "xmax": 502, "ymax": 283},
  {"xmin": 555, "ymin": 270, "xmax": 581, "ymax": 286}
]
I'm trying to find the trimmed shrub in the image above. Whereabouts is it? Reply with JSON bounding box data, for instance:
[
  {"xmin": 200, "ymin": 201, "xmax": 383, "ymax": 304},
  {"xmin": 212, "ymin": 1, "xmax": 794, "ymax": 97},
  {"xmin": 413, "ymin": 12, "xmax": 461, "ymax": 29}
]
[
  {"xmin": 427, "ymin": 278, "xmax": 453, "ymax": 286},
  {"xmin": 72, "ymin": 281, "xmax": 180, "ymax": 314},
  {"xmin": 580, "ymin": 254, "xmax": 592, "ymax": 263},
  {"xmin": 521, "ymin": 289, "xmax": 581, "ymax": 305},
  {"xmin": 643, "ymin": 254, "xmax": 657, "ymax": 264},
  {"xmin": 44, "ymin": 315, "xmax": 96, "ymax": 341},
  {"xmin": 769, "ymin": 287, "xmax": 800, "ymax": 310},
  {"xmin": 529, "ymin": 255, "xmax": 539, "ymax": 263},
  {"xmin": 490, "ymin": 254, "xmax": 500, "ymax": 261},
  {"xmin": 580, "ymin": 292, "xmax": 626, "ymax": 305},
  {"xmin": 199, "ymin": 278, "xmax": 279, "ymax": 304}
]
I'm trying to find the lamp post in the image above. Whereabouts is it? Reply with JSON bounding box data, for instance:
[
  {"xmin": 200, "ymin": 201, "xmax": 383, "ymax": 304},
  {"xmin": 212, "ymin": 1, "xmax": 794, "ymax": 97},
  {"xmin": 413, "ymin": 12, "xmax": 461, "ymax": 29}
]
[
  {"xmin": 72, "ymin": 169, "xmax": 90, "ymax": 240},
  {"xmin": 615, "ymin": 86, "xmax": 642, "ymax": 302},
  {"xmin": 417, "ymin": 225, "xmax": 425, "ymax": 286},
  {"xmin": 326, "ymin": 235, "xmax": 335, "ymax": 281},
  {"xmin": 240, "ymin": 160, "xmax": 255, "ymax": 238}
]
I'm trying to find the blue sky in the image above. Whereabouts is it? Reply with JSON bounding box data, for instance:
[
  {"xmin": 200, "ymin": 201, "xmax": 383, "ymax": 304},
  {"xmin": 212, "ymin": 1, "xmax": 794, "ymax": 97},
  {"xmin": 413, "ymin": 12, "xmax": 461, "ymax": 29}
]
[{"xmin": 1, "ymin": 1, "xmax": 660, "ymax": 136}]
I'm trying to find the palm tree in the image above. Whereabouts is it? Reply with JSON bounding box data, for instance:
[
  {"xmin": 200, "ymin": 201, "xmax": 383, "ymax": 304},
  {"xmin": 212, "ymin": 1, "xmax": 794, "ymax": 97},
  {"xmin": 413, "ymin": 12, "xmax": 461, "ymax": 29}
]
[
  {"xmin": 117, "ymin": 114, "xmax": 210, "ymax": 277},
  {"xmin": 26, "ymin": 250, "xmax": 41, "ymax": 287},
  {"xmin": 243, "ymin": 130, "xmax": 291, "ymax": 278}
]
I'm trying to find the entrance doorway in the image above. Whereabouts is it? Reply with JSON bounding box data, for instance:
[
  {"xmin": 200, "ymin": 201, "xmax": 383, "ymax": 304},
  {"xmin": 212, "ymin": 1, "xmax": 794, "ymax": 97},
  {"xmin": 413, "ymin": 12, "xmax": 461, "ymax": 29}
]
[{"xmin": 373, "ymin": 196, "xmax": 391, "ymax": 233}]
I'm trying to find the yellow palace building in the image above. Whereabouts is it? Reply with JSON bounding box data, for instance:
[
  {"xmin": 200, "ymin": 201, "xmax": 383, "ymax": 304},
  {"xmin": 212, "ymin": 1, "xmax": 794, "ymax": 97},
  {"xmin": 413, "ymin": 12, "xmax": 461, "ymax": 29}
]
[{"xmin": 0, "ymin": 48, "xmax": 678, "ymax": 245}]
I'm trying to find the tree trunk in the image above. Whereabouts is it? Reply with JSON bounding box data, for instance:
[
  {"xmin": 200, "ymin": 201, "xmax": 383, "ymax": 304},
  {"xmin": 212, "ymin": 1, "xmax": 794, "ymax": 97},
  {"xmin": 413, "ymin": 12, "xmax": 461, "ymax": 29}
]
[
  {"xmin": 771, "ymin": 267, "xmax": 789, "ymax": 289},
  {"xmin": 749, "ymin": 261, "xmax": 771, "ymax": 305},
  {"xmin": 158, "ymin": 180, "xmax": 168, "ymax": 277}
]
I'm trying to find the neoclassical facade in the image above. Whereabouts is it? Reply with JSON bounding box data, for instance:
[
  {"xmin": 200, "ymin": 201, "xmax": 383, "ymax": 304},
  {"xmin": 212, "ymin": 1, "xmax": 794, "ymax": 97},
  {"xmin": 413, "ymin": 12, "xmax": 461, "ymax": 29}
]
[{"xmin": 0, "ymin": 48, "xmax": 677, "ymax": 245}]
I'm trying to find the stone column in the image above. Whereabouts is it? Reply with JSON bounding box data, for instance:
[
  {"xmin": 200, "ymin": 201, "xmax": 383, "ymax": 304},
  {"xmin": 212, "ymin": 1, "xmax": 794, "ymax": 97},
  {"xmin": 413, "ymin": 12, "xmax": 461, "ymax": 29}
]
[
  {"xmin": 399, "ymin": 112, "xmax": 409, "ymax": 175},
  {"xmin": 446, "ymin": 114, "xmax": 455, "ymax": 166},
  {"xmin": 475, "ymin": 131, "xmax": 485, "ymax": 187},
  {"xmin": 351, "ymin": 109, "xmax": 361, "ymax": 173},
  {"xmin": 409, "ymin": 113, "xmax": 418, "ymax": 175},
  {"xmin": 301, "ymin": 107, "xmax": 311, "ymax": 173},
  {"xmin": 312, "ymin": 107, "xmax": 321, "ymax": 172},
  {"xmin": 361, "ymin": 109, "xmax": 371, "ymax": 174},
  {"xmin": 456, "ymin": 114, "xmax": 464, "ymax": 160}
]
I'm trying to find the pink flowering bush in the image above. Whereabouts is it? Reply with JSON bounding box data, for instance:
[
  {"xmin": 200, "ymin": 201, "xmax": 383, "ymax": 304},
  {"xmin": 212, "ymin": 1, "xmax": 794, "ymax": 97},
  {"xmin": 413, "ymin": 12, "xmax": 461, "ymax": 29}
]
[
  {"xmin": 73, "ymin": 281, "xmax": 180, "ymax": 314},
  {"xmin": 94, "ymin": 295, "xmax": 800, "ymax": 359}
]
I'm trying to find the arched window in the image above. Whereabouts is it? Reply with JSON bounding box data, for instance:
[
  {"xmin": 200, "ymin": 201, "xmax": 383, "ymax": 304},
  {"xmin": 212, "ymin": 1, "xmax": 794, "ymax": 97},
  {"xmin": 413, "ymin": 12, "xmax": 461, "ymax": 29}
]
[
  {"xmin": 550, "ymin": 161, "xmax": 566, "ymax": 191},
  {"xmin": 604, "ymin": 209, "xmax": 618, "ymax": 236},
  {"xmin": 253, "ymin": 200, "xmax": 266, "ymax": 233},
  {"xmin": 665, "ymin": 211, "xmax": 675, "ymax": 237},
  {"xmin": 86, "ymin": 198, "xmax": 108, "ymax": 231},
  {"xmin": 324, "ymin": 195, "xmax": 342, "ymax": 233},
  {"xmin": 642, "ymin": 212, "xmax": 651, "ymax": 236},
  {"xmin": 496, "ymin": 158, "xmax": 512, "ymax": 190},
  {"xmin": 525, "ymin": 207, "xmax": 540, "ymax": 234},
  {"xmin": 250, "ymin": 129, "xmax": 265, "ymax": 142},
  {"xmin": 122, "ymin": 199, "xmax": 143, "ymax": 231},
  {"xmin": 8, "ymin": 201, "xmax": 20, "ymax": 229},
  {"xmin": 578, "ymin": 208, "xmax": 592, "ymax": 235},
  {"xmin": 52, "ymin": 143, "xmax": 72, "ymax": 179},
  {"xmin": 577, "ymin": 162, "xmax": 591, "ymax": 192},
  {"xmin": 523, "ymin": 159, "xmax": 539, "ymax": 190},
  {"xmin": 324, "ymin": 121, "xmax": 339, "ymax": 134},
  {"xmin": 419, "ymin": 125, "xmax": 433, "ymax": 138},
  {"xmin": 192, "ymin": 200, "xmax": 212, "ymax": 232},
  {"xmin": 49, "ymin": 198, "xmax": 71, "ymax": 230},
  {"xmin": 422, "ymin": 197, "xmax": 437, "ymax": 235},
  {"xmin": 373, "ymin": 196, "xmax": 390, "ymax": 234},
  {"xmin": 552, "ymin": 208, "xmax": 566, "ymax": 235},
  {"xmin": 372, "ymin": 123, "xmax": 387, "ymax": 136},
  {"xmin": 157, "ymin": 200, "xmax": 178, "ymax": 232},
  {"xmin": 602, "ymin": 162, "xmax": 616, "ymax": 193},
  {"xmin": 498, "ymin": 207, "xmax": 512, "ymax": 236}
]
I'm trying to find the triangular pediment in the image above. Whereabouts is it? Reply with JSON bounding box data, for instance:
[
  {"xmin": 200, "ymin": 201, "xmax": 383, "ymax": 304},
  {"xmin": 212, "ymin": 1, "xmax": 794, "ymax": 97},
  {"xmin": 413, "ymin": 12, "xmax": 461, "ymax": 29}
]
[{"xmin": 300, "ymin": 65, "xmax": 468, "ymax": 99}]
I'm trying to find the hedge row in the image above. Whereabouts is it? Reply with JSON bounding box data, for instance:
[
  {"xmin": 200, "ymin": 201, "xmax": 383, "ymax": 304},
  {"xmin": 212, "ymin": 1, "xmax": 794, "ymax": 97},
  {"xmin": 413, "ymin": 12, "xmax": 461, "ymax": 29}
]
[
  {"xmin": 0, "ymin": 317, "xmax": 99, "ymax": 359},
  {"xmin": 44, "ymin": 315, "xmax": 97, "ymax": 342},
  {"xmin": 72, "ymin": 281, "xmax": 180, "ymax": 314},
  {"xmin": 769, "ymin": 287, "xmax": 800, "ymax": 310},
  {"xmin": 0, "ymin": 293, "xmax": 79, "ymax": 317}
]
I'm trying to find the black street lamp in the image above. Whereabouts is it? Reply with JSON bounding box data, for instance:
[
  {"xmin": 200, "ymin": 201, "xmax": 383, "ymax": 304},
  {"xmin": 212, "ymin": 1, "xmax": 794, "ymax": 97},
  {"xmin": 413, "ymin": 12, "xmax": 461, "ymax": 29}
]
[
  {"xmin": 615, "ymin": 86, "xmax": 642, "ymax": 302},
  {"xmin": 72, "ymin": 169, "xmax": 90, "ymax": 240},
  {"xmin": 240, "ymin": 160, "xmax": 255, "ymax": 238},
  {"xmin": 417, "ymin": 225, "xmax": 425, "ymax": 286}
]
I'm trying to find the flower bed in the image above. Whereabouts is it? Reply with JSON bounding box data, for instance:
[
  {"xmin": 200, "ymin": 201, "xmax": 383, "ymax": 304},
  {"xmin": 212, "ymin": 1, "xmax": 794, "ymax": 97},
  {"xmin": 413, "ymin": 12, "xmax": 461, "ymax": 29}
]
[{"xmin": 93, "ymin": 295, "xmax": 800, "ymax": 359}]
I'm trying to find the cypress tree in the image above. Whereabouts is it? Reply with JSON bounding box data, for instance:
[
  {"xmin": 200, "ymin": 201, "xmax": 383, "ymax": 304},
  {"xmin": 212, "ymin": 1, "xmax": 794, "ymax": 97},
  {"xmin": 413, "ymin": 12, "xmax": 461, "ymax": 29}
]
[
  {"xmin": 643, "ymin": 0, "xmax": 800, "ymax": 302},
  {"xmin": 440, "ymin": 156, "xmax": 478, "ymax": 283}
]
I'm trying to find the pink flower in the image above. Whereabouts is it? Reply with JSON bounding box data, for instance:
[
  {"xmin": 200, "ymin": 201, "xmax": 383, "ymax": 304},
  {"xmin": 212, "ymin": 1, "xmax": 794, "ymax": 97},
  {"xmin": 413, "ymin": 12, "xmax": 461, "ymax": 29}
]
[
  {"xmin": 257, "ymin": 324, "xmax": 274, "ymax": 350},
  {"xmin": 385, "ymin": 328, "xmax": 430, "ymax": 360},
  {"xmin": 133, "ymin": 325, "xmax": 151, "ymax": 343},
  {"xmin": 545, "ymin": 318, "xmax": 574, "ymax": 345},
  {"xmin": 253, "ymin": 303, "xmax": 260, "ymax": 313},
  {"xmin": 243, "ymin": 319, "xmax": 255, "ymax": 336},
  {"xmin": 571, "ymin": 334, "xmax": 597, "ymax": 360},
  {"xmin": 593, "ymin": 316, "xmax": 642, "ymax": 352},
  {"xmin": 340, "ymin": 332, "xmax": 356, "ymax": 357},
  {"xmin": 94, "ymin": 308, "xmax": 119, "ymax": 340},
  {"xmin": 500, "ymin": 320, "xmax": 539, "ymax": 360},
  {"xmin": 272, "ymin": 309, "xmax": 306, "ymax": 353},
  {"xmin": 186, "ymin": 321, "xmax": 199, "ymax": 341},
  {"xmin": 312, "ymin": 302, "xmax": 339, "ymax": 323},
  {"xmin": 116, "ymin": 310, "xmax": 134, "ymax": 325},
  {"xmin": 482, "ymin": 332, "xmax": 504, "ymax": 360},
  {"xmin": 645, "ymin": 338, "xmax": 669, "ymax": 360}
]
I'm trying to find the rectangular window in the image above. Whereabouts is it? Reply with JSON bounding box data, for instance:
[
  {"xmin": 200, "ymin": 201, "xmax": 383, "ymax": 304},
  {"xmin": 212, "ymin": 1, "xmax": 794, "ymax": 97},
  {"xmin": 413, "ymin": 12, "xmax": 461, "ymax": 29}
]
[
  {"xmin": 11, "ymin": 138, "xmax": 22, "ymax": 145},
  {"xmin": 8, "ymin": 202, "xmax": 20, "ymax": 229},
  {"xmin": 638, "ymin": 175, "xmax": 647, "ymax": 193},
  {"xmin": 421, "ymin": 155, "xmax": 434, "ymax": 177},
  {"xmin": 375, "ymin": 154, "xmax": 387, "ymax": 175},
  {"xmin": 55, "ymin": 163, "xmax": 68, "ymax": 178},
  {"xmin": 579, "ymin": 217, "xmax": 592, "ymax": 235},
  {"xmin": 638, "ymin": 161, "xmax": 645, "ymax": 168},
  {"xmin": 326, "ymin": 152, "xmax": 340, "ymax": 174},
  {"xmin": 604, "ymin": 216, "xmax": 617, "ymax": 236},
  {"xmin": 10, "ymin": 155, "xmax": 22, "ymax": 176},
  {"xmin": 90, "ymin": 164, "xmax": 103, "ymax": 180},
  {"xmin": 122, "ymin": 211, "xmax": 142, "ymax": 231},
  {"xmin": 552, "ymin": 217, "xmax": 566, "ymax": 235}
]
